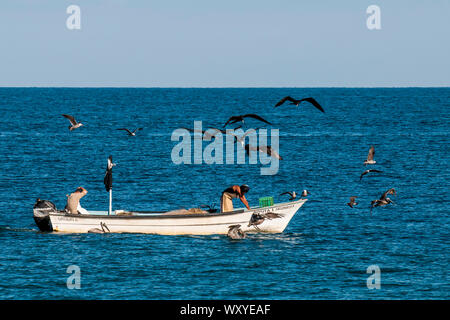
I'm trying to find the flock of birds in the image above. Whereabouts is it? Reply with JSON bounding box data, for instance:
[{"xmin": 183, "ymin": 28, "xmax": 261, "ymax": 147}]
[
  {"xmin": 346, "ymin": 145, "xmax": 397, "ymax": 215},
  {"xmin": 62, "ymin": 94, "xmax": 397, "ymax": 240}
]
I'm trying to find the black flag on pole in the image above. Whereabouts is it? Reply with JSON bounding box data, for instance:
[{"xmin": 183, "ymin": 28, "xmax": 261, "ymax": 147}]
[{"xmin": 104, "ymin": 155, "xmax": 114, "ymax": 192}]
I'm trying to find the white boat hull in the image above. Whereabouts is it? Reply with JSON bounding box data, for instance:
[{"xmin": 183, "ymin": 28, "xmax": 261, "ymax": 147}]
[{"xmin": 35, "ymin": 199, "xmax": 307, "ymax": 235}]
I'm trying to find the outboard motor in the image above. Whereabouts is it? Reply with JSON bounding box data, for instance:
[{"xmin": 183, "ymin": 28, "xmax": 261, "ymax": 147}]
[{"xmin": 33, "ymin": 199, "xmax": 56, "ymax": 232}]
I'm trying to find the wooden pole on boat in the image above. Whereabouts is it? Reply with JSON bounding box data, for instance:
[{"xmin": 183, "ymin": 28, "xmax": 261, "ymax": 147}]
[{"xmin": 109, "ymin": 188, "xmax": 112, "ymax": 216}]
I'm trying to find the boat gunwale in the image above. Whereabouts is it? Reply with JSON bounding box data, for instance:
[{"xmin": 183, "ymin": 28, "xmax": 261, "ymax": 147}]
[{"xmin": 47, "ymin": 199, "xmax": 306, "ymax": 220}]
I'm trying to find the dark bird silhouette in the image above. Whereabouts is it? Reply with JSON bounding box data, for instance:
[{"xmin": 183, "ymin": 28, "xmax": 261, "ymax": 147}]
[
  {"xmin": 347, "ymin": 196, "xmax": 358, "ymax": 208},
  {"xmin": 223, "ymin": 114, "xmax": 271, "ymax": 127},
  {"xmin": 360, "ymin": 169, "xmax": 383, "ymax": 181},
  {"xmin": 364, "ymin": 146, "xmax": 376, "ymax": 165},
  {"xmin": 370, "ymin": 188, "xmax": 396, "ymax": 215},
  {"xmin": 245, "ymin": 144, "xmax": 282, "ymax": 160},
  {"xmin": 103, "ymin": 156, "xmax": 116, "ymax": 192},
  {"xmin": 62, "ymin": 114, "xmax": 83, "ymax": 131},
  {"xmin": 274, "ymin": 96, "xmax": 325, "ymax": 113},
  {"xmin": 117, "ymin": 128, "xmax": 143, "ymax": 136},
  {"xmin": 280, "ymin": 191, "xmax": 297, "ymax": 201},
  {"xmin": 227, "ymin": 224, "xmax": 246, "ymax": 239}
]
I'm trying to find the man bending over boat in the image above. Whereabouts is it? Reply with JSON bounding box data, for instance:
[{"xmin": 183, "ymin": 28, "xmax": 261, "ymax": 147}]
[
  {"xmin": 66, "ymin": 187, "xmax": 88, "ymax": 214},
  {"xmin": 221, "ymin": 184, "xmax": 251, "ymax": 213}
]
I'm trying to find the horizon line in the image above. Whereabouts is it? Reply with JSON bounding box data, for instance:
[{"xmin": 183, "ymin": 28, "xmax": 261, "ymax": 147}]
[{"xmin": 0, "ymin": 86, "xmax": 449, "ymax": 89}]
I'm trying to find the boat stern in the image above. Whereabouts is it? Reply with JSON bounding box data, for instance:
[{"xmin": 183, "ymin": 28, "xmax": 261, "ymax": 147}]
[{"xmin": 33, "ymin": 200, "xmax": 56, "ymax": 232}]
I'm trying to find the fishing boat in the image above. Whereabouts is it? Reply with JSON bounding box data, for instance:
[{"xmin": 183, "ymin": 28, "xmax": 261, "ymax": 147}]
[
  {"xmin": 33, "ymin": 199, "xmax": 307, "ymax": 235},
  {"xmin": 33, "ymin": 156, "xmax": 307, "ymax": 235}
]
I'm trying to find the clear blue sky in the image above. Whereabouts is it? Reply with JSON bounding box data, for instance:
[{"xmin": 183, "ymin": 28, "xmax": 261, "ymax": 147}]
[{"xmin": 0, "ymin": 0, "xmax": 449, "ymax": 87}]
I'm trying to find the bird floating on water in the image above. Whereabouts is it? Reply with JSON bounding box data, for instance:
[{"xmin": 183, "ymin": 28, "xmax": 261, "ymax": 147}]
[
  {"xmin": 224, "ymin": 114, "xmax": 271, "ymax": 127},
  {"xmin": 364, "ymin": 146, "xmax": 376, "ymax": 165},
  {"xmin": 347, "ymin": 196, "xmax": 358, "ymax": 208},
  {"xmin": 245, "ymin": 144, "xmax": 282, "ymax": 160},
  {"xmin": 227, "ymin": 224, "xmax": 246, "ymax": 239},
  {"xmin": 360, "ymin": 169, "xmax": 383, "ymax": 181},
  {"xmin": 280, "ymin": 191, "xmax": 297, "ymax": 201},
  {"xmin": 117, "ymin": 128, "xmax": 143, "ymax": 136},
  {"xmin": 62, "ymin": 114, "xmax": 83, "ymax": 131},
  {"xmin": 274, "ymin": 96, "xmax": 325, "ymax": 113},
  {"xmin": 370, "ymin": 188, "xmax": 396, "ymax": 215}
]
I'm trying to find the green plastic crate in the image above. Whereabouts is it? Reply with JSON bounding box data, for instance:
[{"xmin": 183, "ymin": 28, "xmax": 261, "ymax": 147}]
[{"xmin": 259, "ymin": 196, "xmax": 274, "ymax": 208}]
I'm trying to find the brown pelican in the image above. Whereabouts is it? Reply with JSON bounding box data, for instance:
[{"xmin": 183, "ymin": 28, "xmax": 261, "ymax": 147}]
[
  {"xmin": 88, "ymin": 222, "xmax": 110, "ymax": 233},
  {"xmin": 301, "ymin": 190, "xmax": 310, "ymax": 198},
  {"xmin": 280, "ymin": 191, "xmax": 297, "ymax": 201},
  {"xmin": 248, "ymin": 213, "xmax": 266, "ymax": 230},
  {"xmin": 224, "ymin": 114, "xmax": 271, "ymax": 127},
  {"xmin": 262, "ymin": 212, "xmax": 284, "ymax": 220},
  {"xmin": 245, "ymin": 144, "xmax": 282, "ymax": 160},
  {"xmin": 274, "ymin": 96, "xmax": 325, "ymax": 113},
  {"xmin": 248, "ymin": 212, "xmax": 283, "ymax": 231},
  {"xmin": 347, "ymin": 196, "xmax": 358, "ymax": 208},
  {"xmin": 370, "ymin": 188, "xmax": 396, "ymax": 215},
  {"xmin": 364, "ymin": 146, "xmax": 376, "ymax": 165},
  {"xmin": 62, "ymin": 114, "xmax": 83, "ymax": 131},
  {"xmin": 360, "ymin": 169, "xmax": 383, "ymax": 181},
  {"xmin": 227, "ymin": 224, "xmax": 246, "ymax": 239},
  {"xmin": 117, "ymin": 128, "xmax": 143, "ymax": 136}
]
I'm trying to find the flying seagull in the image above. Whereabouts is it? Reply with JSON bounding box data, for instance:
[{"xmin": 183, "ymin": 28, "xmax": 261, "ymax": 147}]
[
  {"xmin": 274, "ymin": 96, "xmax": 325, "ymax": 113},
  {"xmin": 230, "ymin": 127, "xmax": 261, "ymax": 147},
  {"xmin": 301, "ymin": 190, "xmax": 310, "ymax": 198},
  {"xmin": 62, "ymin": 114, "xmax": 83, "ymax": 131},
  {"xmin": 364, "ymin": 146, "xmax": 376, "ymax": 165},
  {"xmin": 360, "ymin": 169, "xmax": 383, "ymax": 181},
  {"xmin": 117, "ymin": 128, "xmax": 143, "ymax": 136},
  {"xmin": 227, "ymin": 224, "xmax": 246, "ymax": 240},
  {"xmin": 280, "ymin": 191, "xmax": 297, "ymax": 201},
  {"xmin": 370, "ymin": 188, "xmax": 396, "ymax": 215},
  {"xmin": 347, "ymin": 196, "xmax": 358, "ymax": 208},
  {"xmin": 224, "ymin": 114, "xmax": 271, "ymax": 127},
  {"xmin": 245, "ymin": 144, "xmax": 282, "ymax": 160}
]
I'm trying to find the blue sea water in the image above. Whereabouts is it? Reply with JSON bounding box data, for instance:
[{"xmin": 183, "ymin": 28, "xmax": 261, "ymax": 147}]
[{"xmin": 0, "ymin": 87, "xmax": 448, "ymax": 300}]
